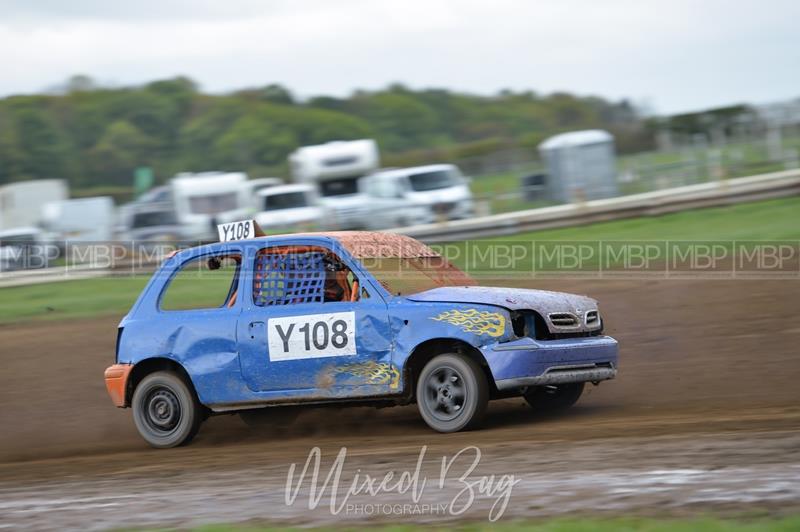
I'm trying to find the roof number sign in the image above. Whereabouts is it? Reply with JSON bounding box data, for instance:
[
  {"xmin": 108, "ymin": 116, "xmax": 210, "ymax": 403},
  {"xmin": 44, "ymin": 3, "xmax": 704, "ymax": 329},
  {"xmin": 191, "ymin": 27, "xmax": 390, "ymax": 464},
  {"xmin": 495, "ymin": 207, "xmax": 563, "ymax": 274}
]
[{"xmin": 218, "ymin": 220, "xmax": 255, "ymax": 242}]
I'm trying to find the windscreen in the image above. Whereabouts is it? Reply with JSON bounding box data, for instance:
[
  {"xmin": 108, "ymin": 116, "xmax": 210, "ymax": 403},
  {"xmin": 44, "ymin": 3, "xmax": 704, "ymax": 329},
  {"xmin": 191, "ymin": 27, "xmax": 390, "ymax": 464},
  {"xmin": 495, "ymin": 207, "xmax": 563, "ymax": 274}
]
[
  {"xmin": 188, "ymin": 192, "xmax": 238, "ymax": 215},
  {"xmin": 263, "ymin": 192, "xmax": 308, "ymax": 211},
  {"xmin": 319, "ymin": 176, "xmax": 359, "ymax": 197},
  {"xmin": 408, "ymin": 169, "xmax": 460, "ymax": 192},
  {"xmin": 0, "ymin": 233, "xmax": 38, "ymax": 245},
  {"xmin": 362, "ymin": 255, "xmax": 476, "ymax": 296},
  {"xmin": 131, "ymin": 210, "xmax": 177, "ymax": 228}
]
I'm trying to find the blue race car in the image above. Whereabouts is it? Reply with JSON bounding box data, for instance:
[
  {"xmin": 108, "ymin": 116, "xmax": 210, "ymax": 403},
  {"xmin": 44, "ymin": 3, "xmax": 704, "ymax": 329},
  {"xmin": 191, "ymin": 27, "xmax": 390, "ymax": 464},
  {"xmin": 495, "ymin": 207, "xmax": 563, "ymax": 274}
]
[{"xmin": 105, "ymin": 225, "xmax": 617, "ymax": 448}]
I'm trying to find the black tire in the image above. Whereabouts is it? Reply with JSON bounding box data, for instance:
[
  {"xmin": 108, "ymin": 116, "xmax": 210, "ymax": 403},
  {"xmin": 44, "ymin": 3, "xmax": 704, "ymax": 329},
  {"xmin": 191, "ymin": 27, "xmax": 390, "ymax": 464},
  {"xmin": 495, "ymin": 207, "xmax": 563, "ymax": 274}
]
[
  {"xmin": 416, "ymin": 353, "xmax": 488, "ymax": 433},
  {"xmin": 132, "ymin": 371, "xmax": 203, "ymax": 448},
  {"xmin": 239, "ymin": 406, "xmax": 300, "ymax": 432},
  {"xmin": 524, "ymin": 382, "xmax": 584, "ymax": 412}
]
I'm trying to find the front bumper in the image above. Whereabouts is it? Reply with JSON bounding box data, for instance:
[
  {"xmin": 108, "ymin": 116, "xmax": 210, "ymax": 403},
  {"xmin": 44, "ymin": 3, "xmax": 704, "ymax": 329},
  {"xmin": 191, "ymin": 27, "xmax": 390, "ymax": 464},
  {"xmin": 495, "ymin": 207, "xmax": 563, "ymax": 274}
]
[{"xmin": 481, "ymin": 335, "xmax": 618, "ymax": 391}]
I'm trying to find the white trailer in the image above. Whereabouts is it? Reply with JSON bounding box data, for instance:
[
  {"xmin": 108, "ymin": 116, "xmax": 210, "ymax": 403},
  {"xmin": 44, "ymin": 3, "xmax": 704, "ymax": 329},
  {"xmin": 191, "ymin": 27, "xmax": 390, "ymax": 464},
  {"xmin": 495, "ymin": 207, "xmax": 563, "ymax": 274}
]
[
  {"xmin": 0, "ymin": 179, "xmax": 68, "ymax": 231},
  {"xmin": 288, "ymin": 140, "xmax": 378, "ymax": 229}
]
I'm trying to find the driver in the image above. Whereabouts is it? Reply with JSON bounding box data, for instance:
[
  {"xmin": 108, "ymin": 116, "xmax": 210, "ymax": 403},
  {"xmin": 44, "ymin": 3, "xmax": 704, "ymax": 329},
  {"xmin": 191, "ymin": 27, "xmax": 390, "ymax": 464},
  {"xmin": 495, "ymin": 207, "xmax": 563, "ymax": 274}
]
[{"xmin": 323, "ymin": 256, "xmax": 350, "ymax": 302}]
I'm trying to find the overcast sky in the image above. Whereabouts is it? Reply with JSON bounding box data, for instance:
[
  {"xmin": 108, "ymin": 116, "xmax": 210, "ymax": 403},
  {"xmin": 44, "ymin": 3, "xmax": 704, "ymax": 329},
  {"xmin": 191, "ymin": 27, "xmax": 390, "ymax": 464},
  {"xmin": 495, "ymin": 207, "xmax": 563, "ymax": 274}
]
[{"xmin": 0, "ymin": 0, "xmax": 798, "ymax": 115}]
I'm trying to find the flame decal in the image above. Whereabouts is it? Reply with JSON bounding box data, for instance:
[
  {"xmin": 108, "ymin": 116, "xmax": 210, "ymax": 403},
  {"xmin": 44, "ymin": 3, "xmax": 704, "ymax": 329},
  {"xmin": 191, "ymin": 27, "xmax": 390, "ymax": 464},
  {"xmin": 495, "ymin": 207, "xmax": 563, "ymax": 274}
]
[
  {"xmin": 331, "ymin": 361, "xmax": 401, "ymax": 390},
  {"xmin": 430, "ymin": 308, "xmax": 506, "ymax": 337}
]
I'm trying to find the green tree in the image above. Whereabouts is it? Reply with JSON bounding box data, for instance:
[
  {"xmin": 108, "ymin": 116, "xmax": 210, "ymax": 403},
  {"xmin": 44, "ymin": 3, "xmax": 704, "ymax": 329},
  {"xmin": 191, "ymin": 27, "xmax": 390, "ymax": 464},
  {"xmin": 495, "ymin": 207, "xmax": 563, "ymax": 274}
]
[
  {"xmin": 346, "ymin": 91, "xmax": 440, "ymax": 151},
  {"xmin": 0, "ymin": 78, "xmax": 649, "ymax": 189},
  {"xmin": 86, "ymin": 120, "xmax": 154, "ymax": 185},
  {"xmin": 213, "ymin": 114, "xmax": 297, "ymax": 169},
  {"xmin": 10, "ymin": 102, "xmax": 74, "ymax": 181}
]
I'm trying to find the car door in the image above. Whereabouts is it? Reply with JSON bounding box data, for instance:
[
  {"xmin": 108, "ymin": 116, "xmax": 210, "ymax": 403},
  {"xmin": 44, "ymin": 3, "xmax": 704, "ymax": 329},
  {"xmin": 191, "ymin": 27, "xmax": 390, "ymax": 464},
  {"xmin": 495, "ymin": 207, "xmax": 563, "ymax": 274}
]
[
  {"xmin": 237, "ymin": 242, "xmax": 394, "ymax": 398},
  {"xmin": 149, "ymin": 248, "xmax": 244, "ymax": 402}
]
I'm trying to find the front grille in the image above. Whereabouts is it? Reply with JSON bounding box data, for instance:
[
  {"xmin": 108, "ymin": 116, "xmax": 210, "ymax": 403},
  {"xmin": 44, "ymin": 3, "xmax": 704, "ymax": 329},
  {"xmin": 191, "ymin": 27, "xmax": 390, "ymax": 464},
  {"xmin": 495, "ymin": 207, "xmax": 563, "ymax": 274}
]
[
  {"xmin": 548, "ymin": 312, "xmax": 579, "ymax": 327},
  {"xmin": 432, "ymin": 202, "xmax": 457, "ymax": 215},
  {"xmin": 531, "ymin": 311, "xmax": 603, "ymax": 340},
  {"xmin": 585, "ymin": 310, "xmax": 599, "ymax": 326}
]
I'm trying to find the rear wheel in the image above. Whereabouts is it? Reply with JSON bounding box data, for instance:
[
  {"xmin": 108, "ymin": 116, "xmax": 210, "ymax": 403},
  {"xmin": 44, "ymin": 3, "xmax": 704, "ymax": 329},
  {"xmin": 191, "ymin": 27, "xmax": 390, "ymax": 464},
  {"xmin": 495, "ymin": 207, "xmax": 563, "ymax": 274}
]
[
  {"xmin": 132, "ymin": 371, "xmax": 203, "ymax": 448},
  {"xmin": 524, "ymin": 382, "xmax": 584, "ymax": 412},
  {"xmin": 416, "ymin": 353, "xmax": 488, "ymax": 433}
]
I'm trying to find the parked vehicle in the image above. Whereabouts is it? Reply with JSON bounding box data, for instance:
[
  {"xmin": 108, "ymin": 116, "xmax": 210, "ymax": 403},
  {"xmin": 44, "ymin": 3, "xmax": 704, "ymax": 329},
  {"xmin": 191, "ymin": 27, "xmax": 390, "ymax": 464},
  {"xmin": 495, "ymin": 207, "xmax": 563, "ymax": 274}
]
[
  {"xmin": 137, "ymin": 185, "xmax": 173, "ymax": 204},
  {"xmin": 289, "ymin": 140, "xmax": 378, "ymax": 229},
  {"xmin": 116, "ymin": 186, "xmax": 174, "ymax": 238},
  {"xmin": 40, "ymin": 196, "xmax": 115, "ymax": 242},
  {"xmin": 0, "ymin": 179, "xmax": 68, "ymax": 231},
  {"xmin": 170, "ymin": 172, "xmax": 251, "ymax": 241},
  {"xmin": 253, "ymin": 184, "xmax": 325, "ymax": 232},
  {"xmin": 104, "ymin": 227, "xmax": 617, "ymax": 448},
  {"xmin": 126, "ymin": 204, "xmax": 186, "ymax": 243},
  {"xmin": 361, "ymin": 164, "xmax": 474, "ymax": 228},
  {"xmin": 247, "ymin": 177, "xmax": 283, "ymax": 197},
  {"xmin": 0, "ymin": 227, "xmax": 50, "ymax": 271}
]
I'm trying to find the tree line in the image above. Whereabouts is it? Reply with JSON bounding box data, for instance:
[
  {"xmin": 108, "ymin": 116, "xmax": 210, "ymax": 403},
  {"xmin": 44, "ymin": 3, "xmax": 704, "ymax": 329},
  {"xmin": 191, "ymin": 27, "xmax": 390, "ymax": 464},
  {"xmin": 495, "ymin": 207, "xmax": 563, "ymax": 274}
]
[{"xmin": 0, "ymin": 76, "xmax": 653, "ymax": 190}]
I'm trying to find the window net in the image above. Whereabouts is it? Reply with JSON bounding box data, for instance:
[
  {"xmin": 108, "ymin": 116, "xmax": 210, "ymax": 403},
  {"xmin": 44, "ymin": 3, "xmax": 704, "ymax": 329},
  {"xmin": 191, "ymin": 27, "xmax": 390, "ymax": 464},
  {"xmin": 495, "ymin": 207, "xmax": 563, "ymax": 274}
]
[{"xmin": 253, "ymin": 250, "xmax": 327, "ymax": 306}]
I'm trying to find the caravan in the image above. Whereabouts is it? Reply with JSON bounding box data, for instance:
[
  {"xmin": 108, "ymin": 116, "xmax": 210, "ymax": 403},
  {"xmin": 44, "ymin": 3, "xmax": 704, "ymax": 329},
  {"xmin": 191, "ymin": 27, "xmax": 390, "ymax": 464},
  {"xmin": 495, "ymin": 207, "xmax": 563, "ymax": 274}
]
[{"xmin": 288, "ymin": 140, "xmax": 378, "ymax": 229}]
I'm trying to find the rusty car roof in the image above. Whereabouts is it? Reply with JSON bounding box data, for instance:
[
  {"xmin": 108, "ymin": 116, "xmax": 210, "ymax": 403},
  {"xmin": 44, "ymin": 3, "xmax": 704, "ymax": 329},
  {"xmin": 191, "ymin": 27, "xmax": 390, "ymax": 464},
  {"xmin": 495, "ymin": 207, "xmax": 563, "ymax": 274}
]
[{"xmin": 294, "ymin": 231, "xmax": 439, "ymax": 259}]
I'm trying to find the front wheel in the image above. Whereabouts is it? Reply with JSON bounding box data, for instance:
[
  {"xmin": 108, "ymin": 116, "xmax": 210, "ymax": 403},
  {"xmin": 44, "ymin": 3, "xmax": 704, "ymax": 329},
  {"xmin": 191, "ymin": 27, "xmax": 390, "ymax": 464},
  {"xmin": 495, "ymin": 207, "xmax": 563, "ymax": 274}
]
[
  {"xmin": 132, "ymin": 371, "xmax": 203, "ymax": 448},
  {"xmin": 416, "ymin": 353, "xmax": 488, "ymax": 433},
  {"xmin": 524, "ymin": 382, "xmax": 584, "ymax": 412}
]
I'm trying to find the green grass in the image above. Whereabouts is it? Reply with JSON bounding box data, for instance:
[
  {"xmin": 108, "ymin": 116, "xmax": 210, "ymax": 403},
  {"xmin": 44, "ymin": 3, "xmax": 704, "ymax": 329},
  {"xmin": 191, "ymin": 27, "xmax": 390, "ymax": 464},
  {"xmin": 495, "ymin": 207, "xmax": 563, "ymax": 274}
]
[
  {"xmin": 1, "ymin": 196, "xmax": 798, "ymax": 324},
  {"xmin": 493, "ymin": 196, "xmax": 800, "ymax": 242},
  {"xmin": 0, "ymin": 269, "xmax": 236, "ymax": 324},
  {"xmin": 163, "ymin": 515, "xmax": 800, "ymax": 532},
  {"xmin": 469, "ymin": 171, "xmax": 555, "ymax": 214},
  {"xmin": 0, "ymin": 276, "xmax": 149, "ymax": 323},
  {"xmin": 441, "ymin": 196, "xmax": 800, "ymax": 274}
]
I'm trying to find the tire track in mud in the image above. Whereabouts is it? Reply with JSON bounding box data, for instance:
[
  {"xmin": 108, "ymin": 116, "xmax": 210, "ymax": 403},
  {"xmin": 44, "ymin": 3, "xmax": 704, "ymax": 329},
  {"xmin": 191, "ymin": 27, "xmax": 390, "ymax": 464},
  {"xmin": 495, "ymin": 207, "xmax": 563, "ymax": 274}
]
[
  {"xmin": 1, "ymin": 428, "xmax": 798, "ymax": 530},
  {"xmin": 1, "ymin": 279, "xmax": 799, "ymax": 528}
]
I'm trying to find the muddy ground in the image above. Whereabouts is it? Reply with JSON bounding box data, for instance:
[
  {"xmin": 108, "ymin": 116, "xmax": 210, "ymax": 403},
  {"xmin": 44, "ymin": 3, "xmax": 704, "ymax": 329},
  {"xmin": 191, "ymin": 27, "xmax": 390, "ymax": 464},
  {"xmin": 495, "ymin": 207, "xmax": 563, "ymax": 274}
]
[{"xmin": 0, "ymin": 279, "xmax": 799, "ymax": 529}]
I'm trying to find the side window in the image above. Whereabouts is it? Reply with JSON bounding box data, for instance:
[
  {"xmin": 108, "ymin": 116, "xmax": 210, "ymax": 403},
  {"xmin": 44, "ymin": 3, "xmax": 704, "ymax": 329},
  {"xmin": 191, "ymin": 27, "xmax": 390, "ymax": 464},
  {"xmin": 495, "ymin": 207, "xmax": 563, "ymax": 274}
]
[
  {"xmin": 375, "ymin": 179, "xmax": 399, "ymax": 199},
  {"xmin": 363, "ymin": 177, "xmax": 377, "ymax": 197},
  {"xmin": 253, "ymin": 247, "xmax": 362, "ymax": 306},
  {"xmin": 161, "ymin": 254, "xmax": 241, "ymax": 311}
]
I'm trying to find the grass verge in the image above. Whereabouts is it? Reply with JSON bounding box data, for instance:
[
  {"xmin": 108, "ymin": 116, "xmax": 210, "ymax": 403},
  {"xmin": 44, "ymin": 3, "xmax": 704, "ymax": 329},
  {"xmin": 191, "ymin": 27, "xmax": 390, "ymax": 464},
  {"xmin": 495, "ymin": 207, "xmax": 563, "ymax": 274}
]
[{"xmin": 1, "ymin": 196, "xmax": 798, "ymax": 325}]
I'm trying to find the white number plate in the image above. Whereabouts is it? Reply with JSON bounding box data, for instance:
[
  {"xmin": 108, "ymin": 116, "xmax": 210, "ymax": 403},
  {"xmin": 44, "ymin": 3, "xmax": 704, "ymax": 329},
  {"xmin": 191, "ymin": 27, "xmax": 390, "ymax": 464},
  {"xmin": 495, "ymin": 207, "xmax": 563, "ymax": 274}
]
[
  {"xmin": 267, "ymin": 312, "xmax": 357, "ymax": 361},
  {"xmin": 217, "ymin": 220, "xmax": 255, "ymax": 242}
]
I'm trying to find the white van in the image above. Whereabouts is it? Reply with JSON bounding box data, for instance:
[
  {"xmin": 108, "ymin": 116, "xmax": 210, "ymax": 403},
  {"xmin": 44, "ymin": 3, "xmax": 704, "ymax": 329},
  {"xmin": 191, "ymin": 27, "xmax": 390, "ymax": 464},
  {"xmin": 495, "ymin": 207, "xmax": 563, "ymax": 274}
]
[
  {"xmin": 170, "ymin": 172, "xmax": 251, "ymax": 241},
  {"xmin": 288, "ymin": 140, "xmax": 378, "ymax": 229},
  {"xmin": 253, "ymin": 184, "xmax": 325, "ymax": 232},
  {"xmin": 360, "ymin": 164, "xmax": 474, "ymax": 229},
  {"xmin": 247, "ymin": 177, "xmax": 283, "ymax": 196},
  {"xmin": 40, "ymin": 196, "xmax": 116, "ymax": 242}
]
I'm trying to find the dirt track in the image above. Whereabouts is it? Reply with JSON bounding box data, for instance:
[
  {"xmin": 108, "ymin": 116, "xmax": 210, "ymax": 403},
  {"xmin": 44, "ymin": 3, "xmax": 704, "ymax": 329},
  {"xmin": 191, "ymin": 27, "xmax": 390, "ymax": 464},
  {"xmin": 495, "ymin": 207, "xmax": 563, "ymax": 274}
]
[{"xmin": 1, "ymin": 278, "xmax": 799, "ymax": 529}]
